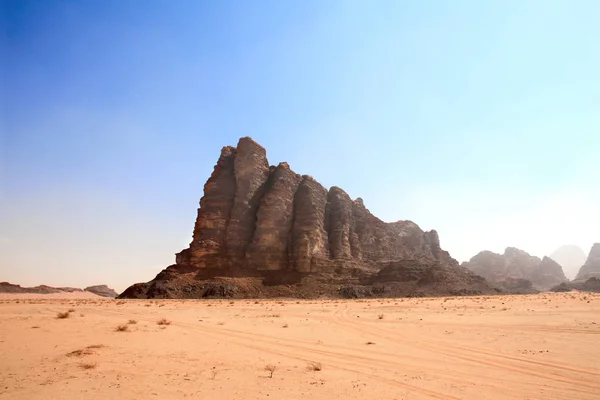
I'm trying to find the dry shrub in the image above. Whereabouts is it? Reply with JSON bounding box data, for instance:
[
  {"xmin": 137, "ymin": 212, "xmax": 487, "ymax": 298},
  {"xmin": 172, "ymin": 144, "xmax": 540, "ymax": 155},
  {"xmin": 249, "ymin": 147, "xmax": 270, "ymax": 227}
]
[
  {"xmin": 157, "ymin": 318, "xmax": 171, "ymax": 326},
  {"xmin": 115, "ymin": 324, "xmax": 129, "ymax": 332},
  {"xmin": 264, "ymin": 364, "xmax": 276, "ymax": 378},
  {"xmin": 307, "ymin": 362, "xmax": 322, "ymax": 371},
  {"xmin": 67, "ymin": 349, "xmax": 94, "ymax": 357},
  {"xmin": 79, "ymin": 362, "xmax": 97, "ymax": 370},
  {"xmin": 128, "ymin": 319, "xmax": 137, "ymax": 324},
  {"xmin": 56, "ymin": 312, "xmax": 70, "ymax": 319}
]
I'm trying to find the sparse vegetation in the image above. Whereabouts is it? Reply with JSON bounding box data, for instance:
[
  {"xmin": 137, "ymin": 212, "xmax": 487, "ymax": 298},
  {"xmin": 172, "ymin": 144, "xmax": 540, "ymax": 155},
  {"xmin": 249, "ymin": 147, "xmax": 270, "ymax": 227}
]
[
  {"xmin": 378, "ymin": 314, "xmax": 384, "ymax": 319},
  {"xmin": 128, "ymin": 319, "xmax": 137, "ymax": 324},
  {"xmin": 157, "ymin": 318, "xmax": 171, "ymax": 326},
  {"xmin": 366, "ymin": 341, "xmax": 376, "ymax": 345},
  {"xmin": 31, "ymin": 325, "xmax": 40, "ymax": 329},
  {"xmin": 265, "ymin": 364, "xmax": 276, "ymax": 378},
  {"xmin": 56, "ymin": 311, "xmax": 70, "ymax": 319},
  {"xmin": 307, "ymin": 362, "xmax": 322, "ymax": 371},
  {"xmin": 79, "ymin": 362, "xmax": 97, "ymax": 370},
  {"xmin": 68, "ymin": 308, "xmax": 76, "ymax": 313},
  {"xmin": 67, "ymin": 348, "xmax": 94, "ymax": 357},
  {"xmin": 115, "ymin": 324, "xmax": 129, "ymax": 332},
  {"xmin": 87, "ymin": 344, "xmax": 105, "ymax": 349},
  {"xmin": 282, "ymin": 323, "xmax": 289, "ymax": 328}
]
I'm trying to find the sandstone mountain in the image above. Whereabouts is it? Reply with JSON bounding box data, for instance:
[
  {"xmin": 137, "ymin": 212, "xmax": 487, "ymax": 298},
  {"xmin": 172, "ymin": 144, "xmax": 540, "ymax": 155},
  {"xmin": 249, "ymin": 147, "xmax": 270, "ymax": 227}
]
[
  {"xmin": 119, "ymin": 137, "xmax": 495, "ymax": 299},
  {"xmin": 84, "ymin": 285, "xmax": 119, "ymax": 298},
  {"xmin": 462, "ymin": 248, "xmax": 567, "ymax": 291},
  {"xmin": 0, "ymin": 282, "xmax": 118, "ymax": 297},
  {"xmin": 574, "ymin": 243, "xmax": 600, "ymax": 281},
  {"xmin": 549, "ymin": 245, "xmax": 587, "ymax": 280}
]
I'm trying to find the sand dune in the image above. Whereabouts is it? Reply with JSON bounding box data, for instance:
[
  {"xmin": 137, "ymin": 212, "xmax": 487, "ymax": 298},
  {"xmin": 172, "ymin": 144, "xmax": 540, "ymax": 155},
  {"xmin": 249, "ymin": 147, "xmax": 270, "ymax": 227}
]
[{"xmin": 1, "ymin": 292, "xmax": 598, "ymax": 399}]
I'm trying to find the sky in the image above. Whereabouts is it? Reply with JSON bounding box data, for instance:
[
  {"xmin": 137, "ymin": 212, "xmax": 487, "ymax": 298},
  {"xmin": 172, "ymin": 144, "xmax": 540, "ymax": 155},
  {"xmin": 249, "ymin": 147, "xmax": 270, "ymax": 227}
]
[{"xmin": 1, "ymin": 0, "xmax": 599, "ymax": 290}]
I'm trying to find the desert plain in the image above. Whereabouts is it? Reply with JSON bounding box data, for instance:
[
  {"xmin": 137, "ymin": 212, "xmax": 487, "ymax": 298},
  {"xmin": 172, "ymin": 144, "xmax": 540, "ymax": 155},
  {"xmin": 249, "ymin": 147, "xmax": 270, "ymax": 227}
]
[{"xmin": 1, "ymin": 292, "xmax": 599, "ymax": 400}]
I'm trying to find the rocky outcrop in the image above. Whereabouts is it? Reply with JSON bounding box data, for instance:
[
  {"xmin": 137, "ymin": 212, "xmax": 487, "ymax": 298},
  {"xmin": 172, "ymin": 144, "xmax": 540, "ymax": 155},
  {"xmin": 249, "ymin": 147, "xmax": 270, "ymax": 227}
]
[
  {"xmin": 493, "ymin": 278, "xmax": 539, "ymax": 295},
  {"xmin": 550, "ymin": 277, "xmax": 600, "ymax": 293},
  {"xmin": 120, "ymin": 137, "xmax": 496, "ymax": 299},
  {"xmin": 0, "ymin": 282, "xmax": 117, "ymax": 296},
  {"xmin": 462, "ymin": 248, "xmax": 567, "ymax": 291},
  {"xmin": 574, "ymin": 243, "xmax": 600, "ymax": 281},
  {"xmin": 84, "ymin": 285, "xmax": 118, "ymax": 298},
  {"xmin": 549, "ymin": 245, "xmax": 587, "ymax": 280}
]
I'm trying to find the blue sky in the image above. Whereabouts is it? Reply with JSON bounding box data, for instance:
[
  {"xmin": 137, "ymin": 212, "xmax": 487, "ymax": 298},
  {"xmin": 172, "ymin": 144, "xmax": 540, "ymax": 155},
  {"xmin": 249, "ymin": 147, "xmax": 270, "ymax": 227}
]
[{"xmin": 2, "ymin": 0, "xmax": 599, "ymax": 289}]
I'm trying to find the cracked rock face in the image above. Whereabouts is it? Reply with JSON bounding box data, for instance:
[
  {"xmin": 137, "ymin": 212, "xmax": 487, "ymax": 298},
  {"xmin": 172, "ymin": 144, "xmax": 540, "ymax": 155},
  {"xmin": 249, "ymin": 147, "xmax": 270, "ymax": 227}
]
[{"xmin": 120, "ymin": 137, "xmax": 495, "ymax": 299}]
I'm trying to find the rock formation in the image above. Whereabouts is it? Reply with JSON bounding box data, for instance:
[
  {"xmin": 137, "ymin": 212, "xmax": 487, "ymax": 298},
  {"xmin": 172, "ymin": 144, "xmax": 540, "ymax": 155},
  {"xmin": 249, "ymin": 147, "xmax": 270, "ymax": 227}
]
[
  {"xmin": 120, "ymin": 137, "xmax": 495, "ymax": 299},
  {"xmin": 550, "ymin": 277, "xmax": 600, "ymax": 293},
  {"xmin": 574, "ymin": 243, "xmax": 600, "ymax": 281},
  {"xmin": 462, "ymin": 248, "xmax": 567, "ymax": 291},
  {"xmin": 549, "ymin": 245, "xmax": 587, "ymax": 280},
  {"xmin": 84, "ymin": 285, "xmax": 118, "ymax": 298},
  {"xmin": 0, "ymin": 282, "xmax": 118, "ymax": 296}
]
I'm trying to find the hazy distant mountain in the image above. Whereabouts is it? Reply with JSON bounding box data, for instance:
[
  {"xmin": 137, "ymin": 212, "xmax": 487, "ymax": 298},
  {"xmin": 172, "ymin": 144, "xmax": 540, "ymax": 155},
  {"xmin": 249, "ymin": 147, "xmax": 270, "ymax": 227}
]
[
  {"xmin": 462, "ymin": 247, "xmax": 567, "ymax": 291},
  {"xmin": 549, "ymin": 245, "xmax": 588, "ymax": 280}
]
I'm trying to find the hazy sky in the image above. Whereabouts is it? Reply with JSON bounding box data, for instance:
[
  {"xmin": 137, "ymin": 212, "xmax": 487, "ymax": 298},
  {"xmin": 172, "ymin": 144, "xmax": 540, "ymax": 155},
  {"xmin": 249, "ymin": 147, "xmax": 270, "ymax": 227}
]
[{"xmin": 2, "ymin": 0, "xmax": 599, "ymax": 290}]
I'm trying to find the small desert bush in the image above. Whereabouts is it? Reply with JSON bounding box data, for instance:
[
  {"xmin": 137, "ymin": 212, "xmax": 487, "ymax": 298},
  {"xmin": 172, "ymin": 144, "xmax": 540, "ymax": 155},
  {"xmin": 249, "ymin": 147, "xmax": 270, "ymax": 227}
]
[
  {"xmin": 68, "ymin": 308, "xmax": 76, "ymax": 313},
  {"xmin": 56, "ymin": 312, "xmax": 70, "ymax": 319},
  {"xmin": 67, "ymin": 349, "xmax": 94, "ymax": 357},
  {"xmin": 157, "ymin": 318, "xmax": 171, "ymax": 326},
  {"xmin": 307, "ymin": 362, "xmax": 322, "ymax": 371},
  {"xmin": 115, "ymin": 324, "xmax": 129, "ymax": 332},
  {"xmin": 128, "ymin": 319, "xmax": 137, "ymax": 324},
  {"xmin": 378, "ymin": 314, "xmax": 384, "ymax": 320},
  {"xmin": 264, "ymin": 364, "xmax": 276, "ymax": 378},
  {"xmin": 79, "ymin": 362, "xmax": 97, "ymax": 370},
  {"xmin": 87, "ymin": 344, "xmax": 105, "ymax": 349}
]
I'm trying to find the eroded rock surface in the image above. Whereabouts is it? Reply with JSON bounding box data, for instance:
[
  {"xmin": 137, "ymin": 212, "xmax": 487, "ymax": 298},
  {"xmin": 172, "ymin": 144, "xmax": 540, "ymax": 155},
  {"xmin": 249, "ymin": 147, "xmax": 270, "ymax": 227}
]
[{"xmin": 120, "ymin": 137, "xmax": 496, "ymax": 299}]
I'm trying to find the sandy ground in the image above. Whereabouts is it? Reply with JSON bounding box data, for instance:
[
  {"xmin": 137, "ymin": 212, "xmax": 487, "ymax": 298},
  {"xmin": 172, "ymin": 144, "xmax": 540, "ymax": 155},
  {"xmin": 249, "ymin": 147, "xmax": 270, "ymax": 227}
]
[{"xmin": 1, "ymin": 292, "xmax": 599, "ymax": 400}]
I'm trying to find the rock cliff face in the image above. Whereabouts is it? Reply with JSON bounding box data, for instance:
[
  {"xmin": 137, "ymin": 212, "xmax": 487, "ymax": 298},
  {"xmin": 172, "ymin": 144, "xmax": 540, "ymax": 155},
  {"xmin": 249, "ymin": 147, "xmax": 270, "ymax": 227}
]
[
  {"xmin": 574, "ymin": 243, "xmax": 600, "ymax": 281},
  {"xmin": 462, "ymin": 248, "xmax": 567, "ymax": 291},
  {"xmin": 120, "ymin": 137, "xmax": 495, "ymax": 299}
]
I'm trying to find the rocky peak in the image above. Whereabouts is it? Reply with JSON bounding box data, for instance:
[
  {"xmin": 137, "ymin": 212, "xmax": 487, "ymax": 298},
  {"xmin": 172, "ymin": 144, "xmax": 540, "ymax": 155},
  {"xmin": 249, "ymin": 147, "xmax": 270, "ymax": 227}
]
[
  {"xmin": 575, "ymin": 243, "xmax": 600, "ymax": 281},
  {"xmin": 120, "ymin": 137, "xmax": 496, "ymax": 299}
]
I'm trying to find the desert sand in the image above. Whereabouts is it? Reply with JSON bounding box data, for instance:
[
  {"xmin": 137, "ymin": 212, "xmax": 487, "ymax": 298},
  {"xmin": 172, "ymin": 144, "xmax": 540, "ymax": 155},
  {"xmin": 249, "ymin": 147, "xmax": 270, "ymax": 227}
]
[{"xmin": 1, "ymin": 292, "xmax": 599, "ymax": 400}]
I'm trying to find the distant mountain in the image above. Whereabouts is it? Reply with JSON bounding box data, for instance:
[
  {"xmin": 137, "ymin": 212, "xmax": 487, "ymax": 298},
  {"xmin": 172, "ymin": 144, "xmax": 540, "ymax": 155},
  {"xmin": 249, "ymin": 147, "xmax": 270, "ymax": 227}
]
[
  {"xmin": 549, "ymin": 245, "xmax": 588, "ymax": 280},
  {"xmin": 0, "ymin": 282, "xmax": 118, "ymax": 297},
  {"xmin": 84, "ymin": 285, "xmax": 118, "ymax": 298},
  {"xmin": 462, "ymin": 247, "xmax": 567, "ymax": 291}
]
